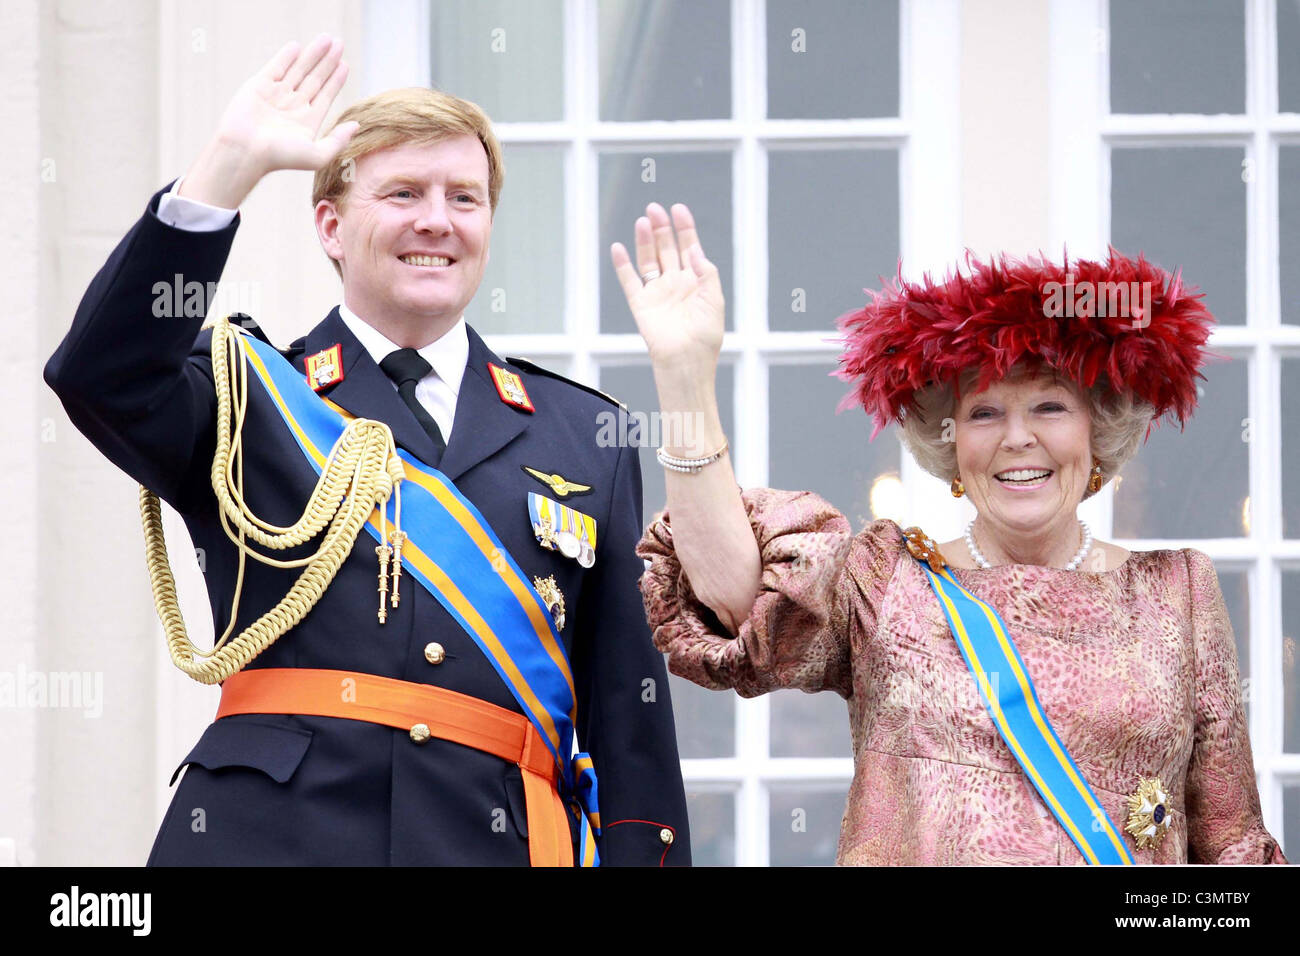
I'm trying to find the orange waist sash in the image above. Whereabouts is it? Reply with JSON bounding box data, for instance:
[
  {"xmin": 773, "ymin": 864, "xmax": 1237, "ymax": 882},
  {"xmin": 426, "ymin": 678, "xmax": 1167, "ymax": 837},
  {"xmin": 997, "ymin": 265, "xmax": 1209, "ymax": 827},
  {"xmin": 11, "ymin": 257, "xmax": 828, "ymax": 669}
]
[{"xmin": 217, "ymin": 667, "xmax": 574, "ymax": 867}]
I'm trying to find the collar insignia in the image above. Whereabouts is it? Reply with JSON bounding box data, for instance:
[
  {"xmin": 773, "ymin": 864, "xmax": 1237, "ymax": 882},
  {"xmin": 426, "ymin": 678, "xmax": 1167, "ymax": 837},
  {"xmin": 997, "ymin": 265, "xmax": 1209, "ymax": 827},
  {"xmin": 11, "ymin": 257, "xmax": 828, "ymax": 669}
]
[
  {"xmin": 488, "ymin": 362, "xmax": 534, "ymax": 413},
  {"xmin": 305, "ymin": 344, "xmax": 344, "ymax": 392}
]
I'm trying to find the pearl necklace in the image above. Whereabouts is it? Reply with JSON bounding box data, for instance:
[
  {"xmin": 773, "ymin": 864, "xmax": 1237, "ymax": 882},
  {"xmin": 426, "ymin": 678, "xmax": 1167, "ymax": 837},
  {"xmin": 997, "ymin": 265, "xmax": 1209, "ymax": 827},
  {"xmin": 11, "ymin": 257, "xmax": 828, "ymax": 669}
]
[{"xmin": 964, "ymin": 519, "xmax": 1093, "ymax": 571}]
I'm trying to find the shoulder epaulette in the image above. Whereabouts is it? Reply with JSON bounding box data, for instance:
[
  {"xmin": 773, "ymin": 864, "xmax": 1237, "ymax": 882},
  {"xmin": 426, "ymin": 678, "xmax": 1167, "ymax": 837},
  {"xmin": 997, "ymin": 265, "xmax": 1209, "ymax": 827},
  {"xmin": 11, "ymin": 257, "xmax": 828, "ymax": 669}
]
[
  {"xmin": 200, "ymin": 312, "xmax": 278, "ymax": 349},
  {"xmin": 506, "ymin": 356, "xmax": 628, "ymax": 411},
  {"xmin": 281, "ymin": 335, "xmax": 307, "ymax": 361}
]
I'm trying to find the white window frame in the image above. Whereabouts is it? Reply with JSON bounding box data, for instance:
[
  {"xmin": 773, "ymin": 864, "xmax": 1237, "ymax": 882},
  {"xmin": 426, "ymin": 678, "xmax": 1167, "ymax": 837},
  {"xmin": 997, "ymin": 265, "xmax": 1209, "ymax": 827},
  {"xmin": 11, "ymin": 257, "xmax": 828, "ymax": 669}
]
[
  {"xmin": 369, "ymin": 0, "xmax": 960, "ymax": 865},
  {"xmin": 1048, "ymin": 0, "xmax": 1300, "ymax": 846}
]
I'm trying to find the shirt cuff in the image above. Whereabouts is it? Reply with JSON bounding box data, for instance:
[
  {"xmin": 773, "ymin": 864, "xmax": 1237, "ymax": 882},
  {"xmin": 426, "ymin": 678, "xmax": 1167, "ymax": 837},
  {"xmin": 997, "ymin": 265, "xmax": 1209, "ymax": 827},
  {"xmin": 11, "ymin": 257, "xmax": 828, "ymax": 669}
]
[{"xmin": 156, "ymin": 177, "xmax": 238, "ymax": 232}]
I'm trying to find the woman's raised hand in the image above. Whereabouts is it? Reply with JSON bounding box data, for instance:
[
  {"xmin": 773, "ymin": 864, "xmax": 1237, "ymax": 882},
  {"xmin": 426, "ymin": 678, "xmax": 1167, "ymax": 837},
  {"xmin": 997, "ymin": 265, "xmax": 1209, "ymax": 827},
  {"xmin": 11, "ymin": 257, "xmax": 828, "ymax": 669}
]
[
  {"xmin": 613, "ymin": 204, "xmax": 757, "ymax": 633},
  {"xmin": 610, "ymin": 203, "xmax": 725, "ymax": 377},
  {"xmin": 179, "ymin": 35, "xmax": 359, "ymax": 209}
]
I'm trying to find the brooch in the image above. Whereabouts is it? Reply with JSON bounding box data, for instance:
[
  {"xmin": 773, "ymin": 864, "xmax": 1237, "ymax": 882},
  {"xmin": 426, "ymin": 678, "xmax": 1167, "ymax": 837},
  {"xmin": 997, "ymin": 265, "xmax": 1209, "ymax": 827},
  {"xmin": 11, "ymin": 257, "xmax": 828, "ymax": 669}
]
[
  {"xmin": 902, "ymin": 526, "xmax": 947, "ymax": 569},
  {"xmin": 1125, "ymin": 776, "xmax": 1174, "ymax": 851}
]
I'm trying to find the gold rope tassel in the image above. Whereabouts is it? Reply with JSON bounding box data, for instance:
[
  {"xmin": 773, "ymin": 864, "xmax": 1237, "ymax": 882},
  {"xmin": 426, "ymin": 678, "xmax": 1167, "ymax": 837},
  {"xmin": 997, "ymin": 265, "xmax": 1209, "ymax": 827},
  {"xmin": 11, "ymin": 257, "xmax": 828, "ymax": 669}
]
[{"xmin": 139, "ymin": 315, "xmax": 406, "ymax": 684}]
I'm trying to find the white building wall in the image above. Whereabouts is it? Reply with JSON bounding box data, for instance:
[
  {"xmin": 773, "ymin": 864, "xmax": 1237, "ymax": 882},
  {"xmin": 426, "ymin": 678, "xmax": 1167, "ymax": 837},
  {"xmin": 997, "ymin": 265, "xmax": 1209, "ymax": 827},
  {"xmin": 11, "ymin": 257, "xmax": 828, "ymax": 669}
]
[
  {"xmin": 4, "ymin": 0, "xmax": 360, "ymax": 866},
  {"xmin": 1, "ymin": 0, "xmax": 43, "ymax": 869}
]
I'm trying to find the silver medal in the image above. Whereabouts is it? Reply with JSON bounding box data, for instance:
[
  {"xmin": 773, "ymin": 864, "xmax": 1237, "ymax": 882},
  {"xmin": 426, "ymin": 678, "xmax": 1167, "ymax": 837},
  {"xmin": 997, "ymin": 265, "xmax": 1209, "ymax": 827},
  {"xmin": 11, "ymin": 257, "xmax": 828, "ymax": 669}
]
[{"xmin": 557, "ymin": 530, "xmax": 581, "ymax": 559}]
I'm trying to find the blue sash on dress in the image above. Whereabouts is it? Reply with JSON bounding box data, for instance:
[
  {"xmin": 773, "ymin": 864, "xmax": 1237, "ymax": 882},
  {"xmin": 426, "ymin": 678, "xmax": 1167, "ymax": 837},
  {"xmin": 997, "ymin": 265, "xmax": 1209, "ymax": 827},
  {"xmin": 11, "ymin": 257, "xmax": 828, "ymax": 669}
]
[{"xmin": 913, "ymin": 552, "xmax": 1134, "ymax": 865}]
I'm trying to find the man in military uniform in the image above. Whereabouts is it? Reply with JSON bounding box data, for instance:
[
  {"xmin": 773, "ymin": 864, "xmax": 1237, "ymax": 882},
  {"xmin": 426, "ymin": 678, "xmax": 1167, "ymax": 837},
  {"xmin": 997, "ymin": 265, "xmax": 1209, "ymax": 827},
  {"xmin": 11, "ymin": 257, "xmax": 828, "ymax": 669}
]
[{"xmin": 44, "ymin": 34, "xmax": 690, "ymax": 866}]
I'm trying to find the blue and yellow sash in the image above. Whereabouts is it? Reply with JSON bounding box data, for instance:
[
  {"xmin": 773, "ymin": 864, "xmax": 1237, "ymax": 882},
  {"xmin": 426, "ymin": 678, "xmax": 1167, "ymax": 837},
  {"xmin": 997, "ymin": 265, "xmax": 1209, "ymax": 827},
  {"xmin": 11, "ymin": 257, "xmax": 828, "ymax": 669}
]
[
  {"xmin": 233, "ymin": 328, "xmax": 601, "ymax": 864},
  {"xmin": 913, "ymin": 552, "xmax": 1134, "ymax": 865}
]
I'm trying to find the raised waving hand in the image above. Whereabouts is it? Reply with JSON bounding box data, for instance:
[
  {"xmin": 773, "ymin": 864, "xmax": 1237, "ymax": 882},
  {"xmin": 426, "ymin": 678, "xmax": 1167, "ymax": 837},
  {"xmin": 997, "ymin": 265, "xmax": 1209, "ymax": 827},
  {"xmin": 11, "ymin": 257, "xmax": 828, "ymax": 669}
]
[
  {"xmin": 610, "ymin": 202, "xmax": 725, "ymax": 380},
  {"xmin": 610, "ymin": 201, "xmax": 759, "ymax": 634},
  {"xmin": 179, "ymin": 34, "xmax": 359, "ymax": 209}
]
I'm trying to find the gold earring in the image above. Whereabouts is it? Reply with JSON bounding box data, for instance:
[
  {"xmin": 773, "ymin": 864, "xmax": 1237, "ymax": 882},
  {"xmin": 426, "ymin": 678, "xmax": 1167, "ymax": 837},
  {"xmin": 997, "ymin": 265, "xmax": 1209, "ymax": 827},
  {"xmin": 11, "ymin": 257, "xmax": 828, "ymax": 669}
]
[
  {"xmin": 1088, "ymin": 462, "xmax": 1103, "ymax": 494},
  {"xmin": 951, "ymin": 476, "xmax": 965, "ymax": 498}
]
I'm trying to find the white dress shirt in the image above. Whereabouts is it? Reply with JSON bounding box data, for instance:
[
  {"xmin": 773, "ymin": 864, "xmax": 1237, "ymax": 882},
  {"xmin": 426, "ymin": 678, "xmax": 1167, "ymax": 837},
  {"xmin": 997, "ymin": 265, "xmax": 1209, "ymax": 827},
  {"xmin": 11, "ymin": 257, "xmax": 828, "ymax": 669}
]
[
  {"xmin": 157, "ymin": 179, "xmax": 467, "ymax": 441},
  {"xmin": 337, "ymin": 304, "xmax": 466, "ymax": 442}
]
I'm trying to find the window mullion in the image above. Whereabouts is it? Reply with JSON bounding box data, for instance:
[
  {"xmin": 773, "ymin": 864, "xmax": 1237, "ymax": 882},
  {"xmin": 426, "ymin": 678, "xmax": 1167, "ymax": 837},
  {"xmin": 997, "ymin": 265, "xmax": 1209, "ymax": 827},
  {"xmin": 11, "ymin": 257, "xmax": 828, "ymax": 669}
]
[
  {"xmin": 729, "ymin": 0, "xmax": 771, "ymax": 869},
  {"xmin": 569, "ymin": 0, "xmax": 598, "ymax": 386}
]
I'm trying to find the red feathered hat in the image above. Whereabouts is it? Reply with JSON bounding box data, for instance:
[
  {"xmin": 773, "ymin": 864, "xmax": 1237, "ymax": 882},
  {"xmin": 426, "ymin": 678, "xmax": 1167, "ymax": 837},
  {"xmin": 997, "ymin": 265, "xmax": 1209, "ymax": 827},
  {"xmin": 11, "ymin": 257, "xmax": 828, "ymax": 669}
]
[{"xmin": 835, "ymin": 249, "xmax": 1216, "ymax": 439}]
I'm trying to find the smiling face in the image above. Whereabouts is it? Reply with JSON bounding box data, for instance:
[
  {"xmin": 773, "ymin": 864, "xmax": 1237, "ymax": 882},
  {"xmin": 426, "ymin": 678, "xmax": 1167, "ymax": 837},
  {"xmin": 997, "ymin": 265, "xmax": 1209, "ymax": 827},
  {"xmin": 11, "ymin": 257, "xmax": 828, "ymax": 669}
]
[
  {"xmin": 953, "ymin": 369, "xmax": 1094, "ymax": 541},
  {"xmin": 315, "ymin": 135, "xmax": 492, "ymax": 345}
]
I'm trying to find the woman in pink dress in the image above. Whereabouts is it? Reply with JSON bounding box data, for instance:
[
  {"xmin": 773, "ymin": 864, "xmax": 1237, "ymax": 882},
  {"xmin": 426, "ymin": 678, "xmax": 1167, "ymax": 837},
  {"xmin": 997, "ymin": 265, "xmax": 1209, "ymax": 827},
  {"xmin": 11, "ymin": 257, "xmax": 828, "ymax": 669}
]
[{"xmin": 610, "ymin": 202, "xmax": 1286, "ymax": 865}]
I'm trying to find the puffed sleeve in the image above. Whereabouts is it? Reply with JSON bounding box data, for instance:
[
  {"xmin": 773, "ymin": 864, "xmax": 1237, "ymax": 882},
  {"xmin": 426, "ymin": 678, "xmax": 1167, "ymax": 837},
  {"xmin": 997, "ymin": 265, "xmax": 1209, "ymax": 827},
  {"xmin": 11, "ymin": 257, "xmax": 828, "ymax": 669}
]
[
  {"xmin": 1183, "ymin": 548, "xmax": 1288, "ymax": 864},
  {"xmin": 636, "ymin": 487, "xmax": 902, "ymax": 700}
]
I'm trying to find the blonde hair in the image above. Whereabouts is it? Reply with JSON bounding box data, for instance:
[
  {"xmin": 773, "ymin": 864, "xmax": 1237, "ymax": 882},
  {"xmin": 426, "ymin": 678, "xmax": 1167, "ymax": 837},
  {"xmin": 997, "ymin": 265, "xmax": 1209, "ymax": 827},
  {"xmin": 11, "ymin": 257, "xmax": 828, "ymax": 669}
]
[
  {"xmin": 898, "ymin": 364, "xmax": 1154, "ymax": 500},
  {"xmin": 312, "ymin": 87, "xmax": 505, "ymax": 278}
]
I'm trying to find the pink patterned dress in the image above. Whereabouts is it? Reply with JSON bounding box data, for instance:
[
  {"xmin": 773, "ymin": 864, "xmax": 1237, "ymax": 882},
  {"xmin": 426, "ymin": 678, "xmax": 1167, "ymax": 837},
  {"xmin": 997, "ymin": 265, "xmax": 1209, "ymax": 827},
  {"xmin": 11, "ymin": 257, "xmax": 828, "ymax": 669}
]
[{"xmin": 637, "ymin": 488, "xmax": 1287, "ymax": 865}]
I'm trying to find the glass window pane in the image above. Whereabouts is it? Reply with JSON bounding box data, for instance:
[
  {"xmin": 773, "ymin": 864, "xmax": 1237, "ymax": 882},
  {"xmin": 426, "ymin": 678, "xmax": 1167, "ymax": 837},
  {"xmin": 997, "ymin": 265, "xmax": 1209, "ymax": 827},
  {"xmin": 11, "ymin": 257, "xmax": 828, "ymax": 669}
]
[
  {"xmin": 429, "ymin": 0, "xmax": 564, "ymax": 122},
  {"xmin": 768, "ymin": 148, "xmax": 899, "ymax": 332},
  {"xmin": 1285, "ymin": 784, "xmax": 1300, "ymax": 860},
  {"xmin": 768, "ymin": 362, "xmax": 902, "ymax": 525},
  {"xmin": 1280, "ymin": 0, "xmax": 1300, "ymax": 113},
  {"xmin": 599, "ymin": 150, "xmax": 734, "ymax": 333},
  {"xmin": 1281, "ymin": 147, "xmax": 1300, "ymax": 326},
  {"xmin": 1282, "ymin": 571, "xmax": 1300, "ymax": 752},
  {"xmin": 1215, "ymin": 565, "xmax": 1250, "ymax": 717},
  {"xmin": 598, "ymin": 0, "xmax": 731, "ymax": 121},
  {"xmin": 771, "ymin": 690, "xmax": 851, "ymax": 757},
  {"xmin": 466, "ymin": 145, "xmax": 565, "ymax": 333},
  {"xmin": 666, "ymin": 671, "xmax": 734, "ymax": 759},
  {"xmin": 598, "ymin": 362, "xmax": 735, "ymax": 521},
  {"xmin": 1112, "ymin": 358, "xmax": 1248, "ymax": 539},
  {"xmin": 766, "ymin": 0, "xmax": 898, "ymax": 119},
  {"xmin": 1283, "ymin": 360, "xmax": 1300, "ymax": 537},
  {"xmin": 769, "ymin": 785, "xmax": 847, "ymax": 865},
  {"xmin": 685, "ymin": 787, "xmax": 736, "ymax": 865},
  {"xmin": 1111, "ymin": 147, "xmax": 1247, "ymax": 325},
  {"xmin": 1108, "ymin": 0, "xmax": 1245, "ymax": 115},
  {"xmin": 600, "ymin": 362, "xmax": 737, "ymax": 761}
]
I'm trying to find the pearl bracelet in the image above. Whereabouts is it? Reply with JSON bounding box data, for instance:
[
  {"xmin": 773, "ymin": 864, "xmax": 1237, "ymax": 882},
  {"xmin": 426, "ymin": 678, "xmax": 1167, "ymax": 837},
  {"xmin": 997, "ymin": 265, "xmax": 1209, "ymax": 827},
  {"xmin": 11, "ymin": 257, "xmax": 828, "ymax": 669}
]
[{"xmin": 656, "ymin": 440, "xmax": 729, "ymax": 474}]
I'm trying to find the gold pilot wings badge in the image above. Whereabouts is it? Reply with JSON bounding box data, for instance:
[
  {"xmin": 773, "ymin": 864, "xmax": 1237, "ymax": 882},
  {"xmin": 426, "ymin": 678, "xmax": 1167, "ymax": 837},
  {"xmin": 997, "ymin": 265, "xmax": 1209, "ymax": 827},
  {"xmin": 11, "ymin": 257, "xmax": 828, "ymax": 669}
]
[{"xmin": 522, "ymin": 466, "xmax": 593, "ymax": 499}]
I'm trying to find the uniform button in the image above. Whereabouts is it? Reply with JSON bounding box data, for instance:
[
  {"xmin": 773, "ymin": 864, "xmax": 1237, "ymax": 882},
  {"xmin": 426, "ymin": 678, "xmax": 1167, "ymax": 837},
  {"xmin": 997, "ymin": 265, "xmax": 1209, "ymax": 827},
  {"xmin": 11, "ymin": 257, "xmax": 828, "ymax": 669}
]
[
  {"xmin": 424, "ymin": 642, "xmax": 446, "ymax": 665},
  {"xmin": 659, "ymin": 828, "xmax": 674, "ymax": 845},
  {"xmin": 409, "ymin": 723, "xmax": 431, "ymax": 744}
]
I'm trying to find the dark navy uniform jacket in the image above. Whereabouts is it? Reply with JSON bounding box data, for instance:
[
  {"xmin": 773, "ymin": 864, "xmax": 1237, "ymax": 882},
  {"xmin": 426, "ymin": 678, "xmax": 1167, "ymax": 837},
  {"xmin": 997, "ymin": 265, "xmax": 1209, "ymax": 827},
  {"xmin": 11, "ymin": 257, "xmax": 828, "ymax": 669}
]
[{"xmin": 44, "ymin": 185, "xmax": 691, "ymax": 866}]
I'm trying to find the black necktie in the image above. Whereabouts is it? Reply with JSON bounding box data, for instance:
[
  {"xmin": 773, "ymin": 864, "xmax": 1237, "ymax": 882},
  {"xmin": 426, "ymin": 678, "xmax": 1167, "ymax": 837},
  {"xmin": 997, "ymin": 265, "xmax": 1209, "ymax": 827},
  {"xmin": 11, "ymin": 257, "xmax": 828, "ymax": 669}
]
[{"xmin": 379, "ymin": 348, "xmax": 447, "ymax": 464}]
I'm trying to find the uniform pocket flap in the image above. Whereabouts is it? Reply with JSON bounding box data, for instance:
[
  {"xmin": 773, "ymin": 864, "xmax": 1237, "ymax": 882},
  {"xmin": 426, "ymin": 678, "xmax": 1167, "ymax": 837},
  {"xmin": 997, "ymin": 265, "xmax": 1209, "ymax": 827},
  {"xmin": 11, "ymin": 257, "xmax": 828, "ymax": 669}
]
[{"xmin": 169, "ymin": 718, "xmax": 313, "ymax": 785}]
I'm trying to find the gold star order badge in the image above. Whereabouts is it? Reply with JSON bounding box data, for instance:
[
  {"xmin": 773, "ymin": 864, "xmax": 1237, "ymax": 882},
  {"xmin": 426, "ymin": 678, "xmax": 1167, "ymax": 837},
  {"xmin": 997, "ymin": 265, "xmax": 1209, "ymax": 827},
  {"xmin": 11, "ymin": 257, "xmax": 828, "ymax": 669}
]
[
  {"xmin": 533, "ymin": 575, "xmax": 565, "ymax": 632},
  {"xmin": 1125, "ymin": 776, "xmax": 1174, "ymax": 851}
]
